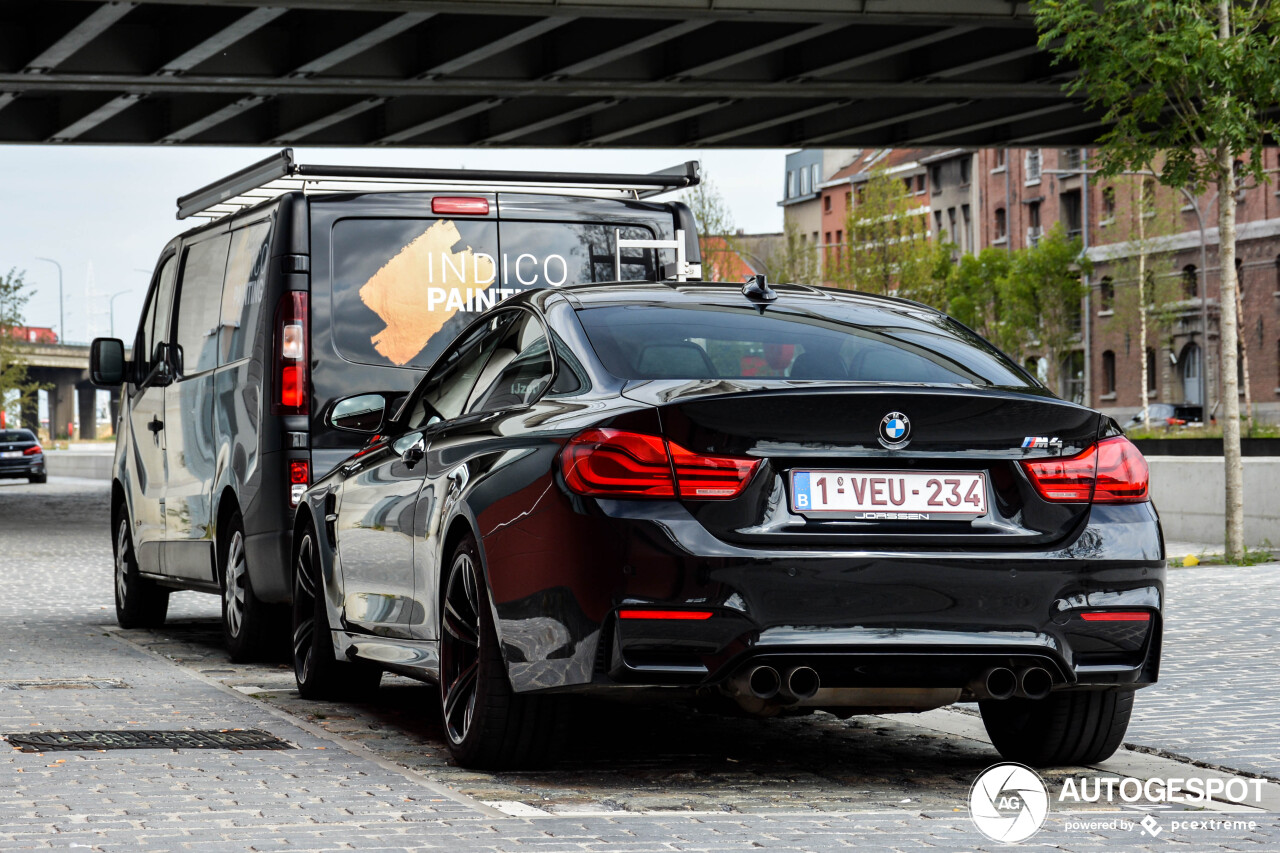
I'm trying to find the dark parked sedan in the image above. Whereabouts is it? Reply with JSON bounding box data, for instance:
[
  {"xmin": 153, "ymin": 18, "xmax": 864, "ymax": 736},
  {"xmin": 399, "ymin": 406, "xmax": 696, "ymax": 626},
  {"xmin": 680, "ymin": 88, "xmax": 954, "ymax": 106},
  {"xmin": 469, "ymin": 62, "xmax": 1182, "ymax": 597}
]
[
  {"xmin": 0, "ymin": 429, "xmax": 46, "ymax": 483},
  {"xmin": 292, "ymin": 281, "xmax": 1163, "ymax": 770}
]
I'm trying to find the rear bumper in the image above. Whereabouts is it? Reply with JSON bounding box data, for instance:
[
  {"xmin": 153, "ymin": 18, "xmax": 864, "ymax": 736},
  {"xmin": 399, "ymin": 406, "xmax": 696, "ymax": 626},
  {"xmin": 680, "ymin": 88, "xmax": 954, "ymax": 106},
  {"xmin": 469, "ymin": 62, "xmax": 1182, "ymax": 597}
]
[
  {"xmin": 0, "ymin": 458, "xmax": 44, "ymax": 478},
  {"xmin": 484, "ymin": 494, "xmax": 1165, "ymax": 695}
]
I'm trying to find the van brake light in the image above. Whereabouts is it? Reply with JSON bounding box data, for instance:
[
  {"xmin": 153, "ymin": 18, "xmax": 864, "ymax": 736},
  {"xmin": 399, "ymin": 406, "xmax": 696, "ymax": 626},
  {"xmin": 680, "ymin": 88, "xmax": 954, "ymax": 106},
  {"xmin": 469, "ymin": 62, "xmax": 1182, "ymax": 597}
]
[{"xmin": 273, "ymin": 292, "xmax": 309, "ymax": 416}]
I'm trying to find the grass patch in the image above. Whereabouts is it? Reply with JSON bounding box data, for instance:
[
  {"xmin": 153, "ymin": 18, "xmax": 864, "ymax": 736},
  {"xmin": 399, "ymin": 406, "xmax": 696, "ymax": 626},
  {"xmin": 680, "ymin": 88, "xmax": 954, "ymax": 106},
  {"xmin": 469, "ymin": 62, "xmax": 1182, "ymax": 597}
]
[{"xmin": 1127, "ymin": 423, "xmax": 1280, "ymax": 440}]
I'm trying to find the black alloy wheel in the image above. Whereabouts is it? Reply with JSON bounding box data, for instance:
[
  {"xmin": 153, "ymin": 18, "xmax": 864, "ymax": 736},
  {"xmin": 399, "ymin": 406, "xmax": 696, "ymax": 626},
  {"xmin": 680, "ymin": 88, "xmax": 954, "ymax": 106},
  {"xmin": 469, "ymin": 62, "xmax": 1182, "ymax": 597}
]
[
  {"xmin": 292, "ymin": 529, "xmax": 381, "ymax": 700},
  {"xmin": 113, "ymin": 511, "xmax": 168, "ymax": 629},
  {"xmin": 438, "ymin": 534, "xmax": 568, "ymax": 769}
]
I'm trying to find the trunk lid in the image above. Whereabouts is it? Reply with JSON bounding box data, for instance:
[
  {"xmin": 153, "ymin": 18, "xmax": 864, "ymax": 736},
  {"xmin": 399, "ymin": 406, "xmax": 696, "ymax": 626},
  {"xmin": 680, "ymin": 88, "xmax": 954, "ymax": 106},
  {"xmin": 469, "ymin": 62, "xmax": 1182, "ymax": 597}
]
[{"xmin": 625, "ymin": 380, "xmax": 1101, "ymax": 548}]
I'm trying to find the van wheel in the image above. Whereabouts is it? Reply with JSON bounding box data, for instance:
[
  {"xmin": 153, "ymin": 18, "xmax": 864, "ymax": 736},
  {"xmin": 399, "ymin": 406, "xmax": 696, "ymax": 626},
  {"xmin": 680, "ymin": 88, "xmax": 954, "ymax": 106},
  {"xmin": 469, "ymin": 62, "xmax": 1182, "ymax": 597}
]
[
  {"xmin": 439, "ymin": 535, "xmax": 567, "ymax": 769},
  {"xmin": 219, "ymin": 512, "xmax": 275, "ymax": 662},
  {"xmin": 113, "ymin": 513, "xmax": 168, "ymax": 629},
  {"xmin": 979, "ymin": 689, "xmax": 1134, "ymax": 767},
  {"xmin": 292, "ymin": 529, "xmax": 381, "ymax": 700}
]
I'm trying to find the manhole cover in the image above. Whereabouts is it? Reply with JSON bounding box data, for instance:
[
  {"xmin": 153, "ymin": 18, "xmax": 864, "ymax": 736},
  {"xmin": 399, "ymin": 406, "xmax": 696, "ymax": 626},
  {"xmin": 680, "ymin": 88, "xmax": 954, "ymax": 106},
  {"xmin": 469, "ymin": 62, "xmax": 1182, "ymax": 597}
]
[
  {"xmin": 3, "ymin": 729, "xmax": 293, "ymax": 753},
  {"xmin": 0, "ymin": 679, "xmax": 128, "ymax": 690}
]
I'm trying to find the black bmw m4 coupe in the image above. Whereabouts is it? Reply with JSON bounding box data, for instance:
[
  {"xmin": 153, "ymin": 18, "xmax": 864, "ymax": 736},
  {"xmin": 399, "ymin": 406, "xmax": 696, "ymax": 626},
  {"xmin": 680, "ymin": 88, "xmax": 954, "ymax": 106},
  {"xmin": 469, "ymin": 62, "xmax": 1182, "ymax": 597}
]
[{"xmin": 292, "ymin": 281, "xmax": 1163, "ymax": 770}]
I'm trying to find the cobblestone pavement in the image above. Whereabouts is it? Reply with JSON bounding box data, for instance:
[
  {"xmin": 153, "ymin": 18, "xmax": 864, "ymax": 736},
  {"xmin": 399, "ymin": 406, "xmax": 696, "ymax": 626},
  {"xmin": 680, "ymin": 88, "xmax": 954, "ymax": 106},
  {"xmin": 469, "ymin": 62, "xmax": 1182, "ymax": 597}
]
[{"xmin": 2, "ymin": 478, "xmax": 1278, "ymax": 852}]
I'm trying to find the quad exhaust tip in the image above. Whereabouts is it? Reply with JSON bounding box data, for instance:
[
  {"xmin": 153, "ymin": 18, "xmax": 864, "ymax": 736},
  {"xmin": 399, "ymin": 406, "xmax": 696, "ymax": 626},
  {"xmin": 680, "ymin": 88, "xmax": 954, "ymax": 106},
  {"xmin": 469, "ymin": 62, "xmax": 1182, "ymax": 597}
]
[
  {"xmin": 983, "ymin": 667, "xmax": 1017, "ymax": 701},
  {"xmin": 747, "ymin": 665, "xmax": 780, "ymax": 699},
  {"xmin": 786, "ymin": 666, "xmax": 821, "ymax": 700},
  {"xmin": 1019, "ymin": 666, "xmax": 1053, "ymax": 701}
]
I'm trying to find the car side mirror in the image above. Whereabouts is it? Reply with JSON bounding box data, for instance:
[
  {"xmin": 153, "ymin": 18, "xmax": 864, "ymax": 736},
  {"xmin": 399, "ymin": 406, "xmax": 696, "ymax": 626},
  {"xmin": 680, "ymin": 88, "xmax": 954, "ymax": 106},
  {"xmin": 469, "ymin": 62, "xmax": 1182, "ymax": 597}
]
[
  {"xmin": 328, "ymin": 393, "xmax": 387, "ymax": 433},
  {"xmin": 89, "ymin": 338, "xmax": 127, "ymax": 387}
]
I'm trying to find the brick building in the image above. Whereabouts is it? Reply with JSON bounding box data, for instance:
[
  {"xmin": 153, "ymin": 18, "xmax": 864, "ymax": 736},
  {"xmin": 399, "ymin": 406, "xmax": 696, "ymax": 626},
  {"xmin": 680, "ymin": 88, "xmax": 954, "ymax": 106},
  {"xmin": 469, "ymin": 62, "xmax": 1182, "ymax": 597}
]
[{"xmin": 780, "ymin": 147, "xmax": 1280, "ymax": 424}]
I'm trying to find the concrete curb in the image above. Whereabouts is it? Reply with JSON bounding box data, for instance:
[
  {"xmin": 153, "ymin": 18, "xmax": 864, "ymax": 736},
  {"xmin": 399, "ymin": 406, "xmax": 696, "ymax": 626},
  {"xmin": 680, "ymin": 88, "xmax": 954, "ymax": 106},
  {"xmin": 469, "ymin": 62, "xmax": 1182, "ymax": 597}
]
[{"xmin": 43, "ymin": 450, "xmax": 113, "ymax": 480}]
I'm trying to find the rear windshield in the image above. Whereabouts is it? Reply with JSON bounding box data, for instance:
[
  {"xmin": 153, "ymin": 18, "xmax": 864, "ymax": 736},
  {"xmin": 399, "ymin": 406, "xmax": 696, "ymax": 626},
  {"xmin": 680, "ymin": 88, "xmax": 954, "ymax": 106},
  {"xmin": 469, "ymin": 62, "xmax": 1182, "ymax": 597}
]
[
  {"xmin": 0, "ymin": 430, "xmax": 35, "ymax": 443},
  {"xmin": 574, "ymin": 301, "xmax": 1034, "ymax": 387}
]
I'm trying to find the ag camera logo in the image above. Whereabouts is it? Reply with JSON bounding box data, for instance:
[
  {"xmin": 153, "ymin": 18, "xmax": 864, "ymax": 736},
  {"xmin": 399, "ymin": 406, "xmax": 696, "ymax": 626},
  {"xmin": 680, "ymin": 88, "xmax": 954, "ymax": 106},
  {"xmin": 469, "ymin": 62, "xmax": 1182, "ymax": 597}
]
[{"xmin": 969, "ymin": 763, "xmax": 1050, "ymax": 844}]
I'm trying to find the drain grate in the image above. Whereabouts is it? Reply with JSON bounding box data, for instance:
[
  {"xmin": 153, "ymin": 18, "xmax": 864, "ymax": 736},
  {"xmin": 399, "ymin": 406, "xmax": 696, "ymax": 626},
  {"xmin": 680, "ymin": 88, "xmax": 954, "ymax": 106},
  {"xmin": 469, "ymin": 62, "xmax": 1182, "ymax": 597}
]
[
  {"xmin": 0, "ymin": 679, "xmax": 128, "ymax": 691},
  {"xmin": 4, "ymin": 729, "xmax": 294, "ymax": 753}
]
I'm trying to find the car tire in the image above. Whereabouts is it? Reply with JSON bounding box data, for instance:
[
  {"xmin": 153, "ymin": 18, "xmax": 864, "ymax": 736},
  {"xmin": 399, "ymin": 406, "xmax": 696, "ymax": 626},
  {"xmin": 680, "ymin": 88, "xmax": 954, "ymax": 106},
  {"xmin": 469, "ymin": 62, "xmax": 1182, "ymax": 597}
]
[
  {"xmin": 113, "ymin": 512, "xmax": 169, "ymax": 629},
  {"xmin": 28, "ymin": 474, "xmax": 46, "ymax": 484},
  {"xmin": 219, "ymin": 511, "xmax": 281, "ymax": 662},
  {"xmin": 979, "ymin": 688, "xmax": 1135, "ymax": 767},
  {"xmin": 439, "ymin": 534, "xmax": 568, "ymax": 770},
  {"xmin": 292, "ymin": 528, "xmax": 382, "ymax": 700}
]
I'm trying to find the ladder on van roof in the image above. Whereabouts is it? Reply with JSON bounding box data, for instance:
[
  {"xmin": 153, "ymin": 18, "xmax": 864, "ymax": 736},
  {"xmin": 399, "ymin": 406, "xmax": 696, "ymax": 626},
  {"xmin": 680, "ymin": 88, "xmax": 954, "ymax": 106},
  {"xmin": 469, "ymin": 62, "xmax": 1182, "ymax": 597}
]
[{"xmin": 176, "ymin": 148, "xmax": 702, "ymax": 221}]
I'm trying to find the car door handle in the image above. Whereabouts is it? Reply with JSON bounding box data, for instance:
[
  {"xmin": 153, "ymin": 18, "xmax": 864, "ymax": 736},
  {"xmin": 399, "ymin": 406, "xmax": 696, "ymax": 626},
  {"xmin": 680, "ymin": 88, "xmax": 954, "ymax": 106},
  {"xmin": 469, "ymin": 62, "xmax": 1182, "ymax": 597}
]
[{"xmin": 147, "ymin": 417, "xmax": 163, "ymax": 433}]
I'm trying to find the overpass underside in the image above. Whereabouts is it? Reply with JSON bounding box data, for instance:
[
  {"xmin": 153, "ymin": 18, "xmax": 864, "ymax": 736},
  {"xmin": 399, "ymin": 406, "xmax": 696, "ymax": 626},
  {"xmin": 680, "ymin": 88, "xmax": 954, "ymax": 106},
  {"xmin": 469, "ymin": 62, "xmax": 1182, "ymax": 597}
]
[{"xmin": 0, "ymin": 0, "xmax": 1095, "ymax": 148}]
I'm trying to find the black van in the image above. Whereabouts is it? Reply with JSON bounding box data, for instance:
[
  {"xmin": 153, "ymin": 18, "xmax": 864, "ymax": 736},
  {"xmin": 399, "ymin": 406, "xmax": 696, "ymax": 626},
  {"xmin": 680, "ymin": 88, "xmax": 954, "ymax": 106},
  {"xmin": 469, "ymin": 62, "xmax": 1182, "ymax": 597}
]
[{"xmin": 90, "ymin": 149, "xmax": 702, "ymax": 659}]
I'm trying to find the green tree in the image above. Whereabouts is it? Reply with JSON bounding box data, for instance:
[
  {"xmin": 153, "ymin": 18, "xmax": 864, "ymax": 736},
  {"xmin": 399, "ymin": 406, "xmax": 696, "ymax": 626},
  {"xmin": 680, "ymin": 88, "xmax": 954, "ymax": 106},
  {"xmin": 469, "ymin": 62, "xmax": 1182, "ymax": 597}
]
[
  {"xmin": 1033, "ymin": 0, "xmax": 1280, "ymax": 558},
  {"xmin": 839, "ymin": 169, "xmax": 941, "ymax": 305},
  {"xmin": 0, "ymin": 268, "xmax": 39, "ymax": 429},
  {"xmin": 770, "ymin": 222, "xmax": 820, "ymax": 286},
  {"xmin": 999, "ymin": 225, "xmax": 1091, "ymax": 393},
  {"xmin": 681, "ymin": 173, "xmax": 744, "ymax": 281},
  {"xmin": 941, "ymin": 247, "xmax": 1016, "ymax": 354}
]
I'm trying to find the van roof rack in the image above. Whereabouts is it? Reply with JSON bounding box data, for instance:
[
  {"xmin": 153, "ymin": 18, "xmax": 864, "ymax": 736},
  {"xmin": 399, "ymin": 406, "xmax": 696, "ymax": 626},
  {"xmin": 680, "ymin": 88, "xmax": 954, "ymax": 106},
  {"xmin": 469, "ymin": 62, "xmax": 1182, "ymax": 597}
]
[{"xmin": 176, "ymin": 148, "xmax": 701, "ymax": 221}]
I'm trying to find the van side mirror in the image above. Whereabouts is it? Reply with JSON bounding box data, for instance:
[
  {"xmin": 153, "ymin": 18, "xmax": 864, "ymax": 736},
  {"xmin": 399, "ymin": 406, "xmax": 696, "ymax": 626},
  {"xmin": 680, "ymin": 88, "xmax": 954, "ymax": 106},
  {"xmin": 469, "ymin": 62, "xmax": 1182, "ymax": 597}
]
[
  {"xmin": 90, "ymin": 338, "xmax": 127, "ymax": 387},
  {"xmin": 328, "ymin": 393, "xmax": 387, "ymax": 433}
]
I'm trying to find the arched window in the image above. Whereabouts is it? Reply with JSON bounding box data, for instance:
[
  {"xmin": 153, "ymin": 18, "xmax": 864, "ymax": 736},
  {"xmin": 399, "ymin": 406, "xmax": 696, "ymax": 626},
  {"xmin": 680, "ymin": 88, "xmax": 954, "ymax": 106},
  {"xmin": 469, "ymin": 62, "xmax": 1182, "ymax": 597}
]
[
  {"xmin": 1099, "ymin": 277, "xmax": 1114, "ymax": 312},
  {"xmin": 994, "ymin": 207, "xmax": 1007, "ymax": 240},
  {"xmin": 1146, "ymin": 348, "xmax": 1158, "ymax": 394},
  {"xmin": 1102, "ymin": 350, "xmax": 1116, "ymax": 396},
  {"xmin": 1179, "ymin": 343, "xmax": 1201, "ymax": 405},
  {"xmin": 1182, "ymin": 264, "xmax": 1198, "ymax": 299}
]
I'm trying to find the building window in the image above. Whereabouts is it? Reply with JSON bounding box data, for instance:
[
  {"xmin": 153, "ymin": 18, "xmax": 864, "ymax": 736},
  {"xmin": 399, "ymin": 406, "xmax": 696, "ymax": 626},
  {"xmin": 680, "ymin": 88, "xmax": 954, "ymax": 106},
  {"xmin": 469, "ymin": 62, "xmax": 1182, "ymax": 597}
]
[
  {"xmin": 845, "ymin": 190, "xmax": 852, "ymax": 210},
  {"xmin": 1061, "ymin": 190, "xmax": 1082, "ymax": 238},
  {"xmin": 800, "ymin": 167, "xmax": 809, "ymax": 196},
  {"xmin": 811, "ymin": 163, "xmax": 820, "ymax": 192},
  {"xmin": 934, "ymin": 210, "xmax": 943, "ymax": 237},
  {"xmin": 930, "ymin": 164, "xmax": 942, "ymax": 194},
  {"xmin": 1102, "ymin": 350, "xmax": 1116, "ymax": 396},
  {"xmin": 1061, "ymin": 148, "xmax": 1083, "ymax": 171},
  {"xmin": 1147, "ymin": 347, "xmax": 1158, "ymax": 394},
  {"xmin": 1099, "ymin": 276, "xmax": 1114, "ymax": 313},
  {"xmin": 947, "ymin": 207, "xmax": 957, "ymax": 243},
  {"xmin": 903, "ymin": 177, "xmax": 913, "ymax": 194},
  {"xmin": 961, "ymin": 204, "xmax": 972, "ymax": 252},
  {"xmin": 993, "ymin": 149, "xmax": 1007, "ymax": 171},
  {"xmin": 824, "ymin": 194, "xmax": 832, "ymax": 213},
  {"xmin": 1142, "ymin": 178, "xmax": 1156, "ymax": 216},
  {"xmin": 1025, "ymin": 149, "xmax": 1042, "ymax": 184},
  {"xmin": 825, "ymin": 231, "xmax": 831, "ymax": 245},
  {"xmin": 960, "ymin": 158, "xmax": 971, "ymax": 186},
  {"xmin": 1062, "ymin": 351, "xmax": 1085, "ymax": 403},
  {"xmin": 994, "ymin": 207, "xmax": 1007, "ymax": 241},
  {"xmin": 1102, "ymin": 186, "xmax": 1116, "ymax": 222},
  {"xmin": 835, "ymin": 229, "xmax": 842, "ymax": 244},
  {"xmin": 1182, "ymin": 264, "xmax": 1198, "ymax": 298},
  {"xmin": 787, "ymin": 171, "xmax": 796, "ymax": 198},
  {"xmin": 916, "ymin": 174, "xmax": 926, "ymax": 194},
  {"xmin": 1027, "ymin": 201, "xmax": 1042, "ymax": 246}
]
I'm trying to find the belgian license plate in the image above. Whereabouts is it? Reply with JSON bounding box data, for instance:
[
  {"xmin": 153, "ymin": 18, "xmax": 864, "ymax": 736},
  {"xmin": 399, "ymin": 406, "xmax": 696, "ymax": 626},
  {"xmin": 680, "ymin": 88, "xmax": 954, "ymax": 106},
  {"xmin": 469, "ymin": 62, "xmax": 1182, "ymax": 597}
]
[
  {"xmin": 790, "ymin": 469, "xmax": 987, "ymax": 518},
  {"xmin": 0, "ymin": 451, "xmax": 21, "ymax": 459}
]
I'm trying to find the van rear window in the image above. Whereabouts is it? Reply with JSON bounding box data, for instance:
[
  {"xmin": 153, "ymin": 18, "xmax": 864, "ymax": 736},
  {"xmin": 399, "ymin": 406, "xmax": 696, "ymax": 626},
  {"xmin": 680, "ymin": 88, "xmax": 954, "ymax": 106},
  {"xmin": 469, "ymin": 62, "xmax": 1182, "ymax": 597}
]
[{"xmin": 330, "ymin": 218, "xmax": 659, "ymax": 370}]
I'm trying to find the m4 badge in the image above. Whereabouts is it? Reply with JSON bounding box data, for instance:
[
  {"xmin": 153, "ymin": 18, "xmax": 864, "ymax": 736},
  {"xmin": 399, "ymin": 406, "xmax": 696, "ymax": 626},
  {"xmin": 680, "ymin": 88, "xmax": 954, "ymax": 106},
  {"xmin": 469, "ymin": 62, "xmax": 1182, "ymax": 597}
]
[{"xmin": 1021, "ymin": 436, "xmax": 1063, "ymax": 450}]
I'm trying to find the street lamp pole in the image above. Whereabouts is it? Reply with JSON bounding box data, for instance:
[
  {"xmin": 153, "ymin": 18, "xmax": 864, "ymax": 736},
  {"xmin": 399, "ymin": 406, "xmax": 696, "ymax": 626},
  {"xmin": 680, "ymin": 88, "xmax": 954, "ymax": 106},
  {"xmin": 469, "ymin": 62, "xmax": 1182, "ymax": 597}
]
[
  {"xmin": 34, "ymin": 257, "xmax": 64, "ymax": 344},
  {"xmin": 107, "ymin": 290, "xmax": 132, "ymax": 339}
]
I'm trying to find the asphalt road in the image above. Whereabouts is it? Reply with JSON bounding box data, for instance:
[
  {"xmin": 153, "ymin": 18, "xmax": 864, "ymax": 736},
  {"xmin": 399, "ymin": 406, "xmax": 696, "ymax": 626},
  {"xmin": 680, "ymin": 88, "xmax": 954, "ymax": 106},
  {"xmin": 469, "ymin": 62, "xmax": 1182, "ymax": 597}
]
[{"xmin": 1, "ymin": 477, "xmax": 1277, "ymax": 851}]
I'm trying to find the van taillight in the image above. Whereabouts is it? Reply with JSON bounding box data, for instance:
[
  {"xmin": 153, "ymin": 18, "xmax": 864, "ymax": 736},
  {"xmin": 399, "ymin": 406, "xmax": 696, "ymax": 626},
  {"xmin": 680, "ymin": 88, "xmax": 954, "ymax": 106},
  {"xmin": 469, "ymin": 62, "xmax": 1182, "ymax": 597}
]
[
  {"xmin": 289, "ymin": 459, "xmax": 309, "ymax": 507},
  {"xmin": 1020, "ymin": 436, "xmax": 1149, "ymax": 504},
  {"xmin": 273, "ymin": 292, "xmax": 309, "ymax": 416},
  {"xmin": 560, "ymin": 428, "xmax": 760, "ymax": 500}
]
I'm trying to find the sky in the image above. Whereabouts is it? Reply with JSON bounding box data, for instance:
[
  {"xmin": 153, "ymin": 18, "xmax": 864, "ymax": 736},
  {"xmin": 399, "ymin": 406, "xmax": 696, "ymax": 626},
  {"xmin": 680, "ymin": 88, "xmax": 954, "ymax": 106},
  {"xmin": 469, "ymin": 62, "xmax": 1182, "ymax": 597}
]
[{"xmin": 0, "ymin": 145, "xmax": 788, "ymax": 345}]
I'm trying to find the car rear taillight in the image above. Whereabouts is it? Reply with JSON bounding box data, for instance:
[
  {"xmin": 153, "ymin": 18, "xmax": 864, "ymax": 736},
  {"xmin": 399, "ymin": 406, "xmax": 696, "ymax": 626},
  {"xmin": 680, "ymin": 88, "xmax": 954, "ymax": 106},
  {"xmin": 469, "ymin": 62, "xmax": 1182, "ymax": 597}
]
[
  {"xmin": 1021, "ymin": 436, "xmax": 1149, "ymax": 504},
  {"xmin": 22, "ymin": 445, "xmax": 41, "ymax": 456},
  {"xmin": 1079, "ymin": 611, "xmax": 1151, "ymax": 622},
  {"xmin": 617, "ymin": 609, "xmax": 714, "ymax": 620},
  {"xmin": 431, "ymin": 197, "xmax": 489, "ymax": 215},
  {"xmin": 561, "ymin": 428, "xmax": 760, "ymax": 500},
  {"xmin": 273, "ymin": 292, "xmax": 309, "ymax": 416},
  {"xmin": 289, "ymin": 459, "xmax": 309, "ymax": 507}
]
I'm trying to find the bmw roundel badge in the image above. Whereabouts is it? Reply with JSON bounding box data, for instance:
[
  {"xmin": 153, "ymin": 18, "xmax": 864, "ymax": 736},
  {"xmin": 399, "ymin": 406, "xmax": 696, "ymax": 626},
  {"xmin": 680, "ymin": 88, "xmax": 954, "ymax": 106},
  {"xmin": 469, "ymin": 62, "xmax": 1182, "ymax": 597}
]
[{"xmin": 879, "ymin": 411, "xmax": 911, "ymax": 448}]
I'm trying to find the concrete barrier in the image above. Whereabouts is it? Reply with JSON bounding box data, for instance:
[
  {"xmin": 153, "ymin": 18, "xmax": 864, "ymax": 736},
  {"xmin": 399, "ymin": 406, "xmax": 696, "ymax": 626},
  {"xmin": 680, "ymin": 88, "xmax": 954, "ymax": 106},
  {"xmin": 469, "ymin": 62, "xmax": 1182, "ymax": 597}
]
[
  {"xmin": 44, "ymin": 451, "xmax": 113, "ymax": 481},
  {"xmin": 1147, "ymin": 456, "xmax": 1280, "ymax": 547}
]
